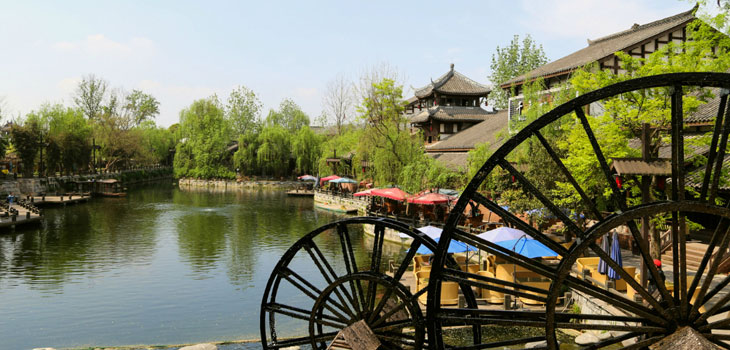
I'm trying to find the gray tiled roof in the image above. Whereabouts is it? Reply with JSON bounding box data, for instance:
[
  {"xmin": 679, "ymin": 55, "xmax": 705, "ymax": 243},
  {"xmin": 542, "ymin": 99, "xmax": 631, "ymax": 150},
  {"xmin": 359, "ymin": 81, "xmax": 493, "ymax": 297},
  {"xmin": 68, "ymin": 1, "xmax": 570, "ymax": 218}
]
[
  {"xmin": 410, "ymin": 106, "xmax": 493, "ymax": 123},
  {"xmin": 415, "ymin": 64, "xmax": 491, "ymax": 98},
  {"xmin": 427, "ymin": 152, "xmax": 469, "ymax": 170},
  {"xmin": 503, "ymin": 7, "xmax": 696, "ymax": 87},
  {"xmin": 426, "ymin": 110, "xmax": 508, "ymax": 151},
  {"xmin": 686, "ymin": 88, "xmax": 729, "ymax": 125}
]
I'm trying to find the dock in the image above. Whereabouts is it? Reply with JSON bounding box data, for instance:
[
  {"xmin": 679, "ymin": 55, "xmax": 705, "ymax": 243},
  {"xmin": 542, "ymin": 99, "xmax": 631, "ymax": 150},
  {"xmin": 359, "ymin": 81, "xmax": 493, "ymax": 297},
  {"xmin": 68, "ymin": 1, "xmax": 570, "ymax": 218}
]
[
  {"xmin": 0, "ymin": 201, "xmax": 43, "ymax": 229},
  {"xmin": 25, "ymin": 194, "xmax": 91, "ymax": 206}
]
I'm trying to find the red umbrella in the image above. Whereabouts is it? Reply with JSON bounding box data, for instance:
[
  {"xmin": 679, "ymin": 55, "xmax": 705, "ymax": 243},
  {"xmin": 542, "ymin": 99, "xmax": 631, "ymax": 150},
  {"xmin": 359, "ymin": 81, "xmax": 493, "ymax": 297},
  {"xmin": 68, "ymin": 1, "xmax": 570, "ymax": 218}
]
[
  {"xmin": 407, "ymin": 192, "xmax": 453, "ymax": 205},
  {"xmin": 371, "ymin": 187, "xmax": 410, "ymax": 201},
  {"xmin": 319, "ymin": 175, "xmax": 340, "ymax": 186},
  {"xmin": 354, "ymin": 188, "xmax": 376, "ymax": 197}
]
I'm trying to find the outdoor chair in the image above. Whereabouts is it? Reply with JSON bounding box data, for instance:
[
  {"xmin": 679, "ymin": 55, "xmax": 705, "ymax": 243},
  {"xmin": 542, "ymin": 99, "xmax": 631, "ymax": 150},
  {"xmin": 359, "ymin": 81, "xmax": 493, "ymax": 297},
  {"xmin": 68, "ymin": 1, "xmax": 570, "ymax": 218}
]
[
  {"xmin": 415, "ymin": 270, "xmax": 460, "ymax": 306},
  {"xmin": 518, "ymin": 281, "xmax": 550, "ymax": 306},
  {"xmin": 592, "ymin": 266, "xmax": 636, "ymax": 291},
  {"xmin": 576, "ymin": 257, "xmax": 601, "ymax": 279},
  {"xmin": 476, "ymin": 270, "xmax": 504, "ymax": 304}
]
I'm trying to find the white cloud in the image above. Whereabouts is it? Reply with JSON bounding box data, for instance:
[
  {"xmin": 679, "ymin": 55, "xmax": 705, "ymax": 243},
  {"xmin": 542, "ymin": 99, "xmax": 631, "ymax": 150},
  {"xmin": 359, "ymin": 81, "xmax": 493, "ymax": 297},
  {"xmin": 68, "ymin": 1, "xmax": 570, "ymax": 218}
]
[
  {"xmin": 52, "ymin": 34, "xmax": 156, "ymax": 59},
  {"xmin": 518, "ymin": 0, "xmax": 688, "ymax": 41},
  {"xmin": 57, "ymin": 77, "xmax": 81, "ymax": 96},
  {"xmin": 293, "ymin": 87, "xmax": 318, "ymax": 99},
  {"xmin": 136, "ymin": 80, "xmax": 221, "ymax": 127}
]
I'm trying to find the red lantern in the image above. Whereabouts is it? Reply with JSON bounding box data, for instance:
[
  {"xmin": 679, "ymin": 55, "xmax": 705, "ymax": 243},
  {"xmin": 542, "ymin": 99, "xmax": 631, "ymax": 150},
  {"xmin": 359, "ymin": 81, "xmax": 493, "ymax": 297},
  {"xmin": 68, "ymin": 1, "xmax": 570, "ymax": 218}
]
[
  {"xmin": 511, "ymin": 175, "xmax": 516, "ymax": 183},
  {"xmin": 615, "ymin": 175, "xmax": 623, "ymax": 189},
  {"xmin": 657, "ymin": 177, "xmax": 666, "ymax": 190}
]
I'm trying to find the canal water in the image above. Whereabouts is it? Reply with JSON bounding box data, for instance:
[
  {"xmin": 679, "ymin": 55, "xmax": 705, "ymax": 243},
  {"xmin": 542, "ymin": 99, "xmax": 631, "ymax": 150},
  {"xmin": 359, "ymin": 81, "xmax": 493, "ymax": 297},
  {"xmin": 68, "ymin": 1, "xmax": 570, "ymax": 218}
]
[{"xmin": 0, "ymin": 184, "xmax": 406, "ymax": 350}]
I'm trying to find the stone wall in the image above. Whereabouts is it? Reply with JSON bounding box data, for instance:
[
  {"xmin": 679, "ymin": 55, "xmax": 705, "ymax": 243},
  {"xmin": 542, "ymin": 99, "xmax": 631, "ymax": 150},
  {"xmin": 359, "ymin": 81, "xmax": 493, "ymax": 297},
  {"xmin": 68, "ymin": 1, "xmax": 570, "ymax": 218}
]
[
  {"xmin": 178, "ymin": 178, "xmax": 300, "ymax": 190},
  {"xmin": 571, "ymin": 288, "xmax": 634, "ymax": 327},
  {"xmin": 314, "ymin": 191, "xmax": 369, "ymax": 214}
]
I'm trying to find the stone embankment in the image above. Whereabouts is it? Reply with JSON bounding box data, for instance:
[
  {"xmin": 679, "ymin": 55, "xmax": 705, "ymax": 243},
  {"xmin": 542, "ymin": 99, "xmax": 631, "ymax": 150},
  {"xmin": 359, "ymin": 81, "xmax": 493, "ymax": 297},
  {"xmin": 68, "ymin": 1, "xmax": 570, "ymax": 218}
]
[
  {"xmin": 0, "ymin": 168, "xmax": 173, "ymax": 196},
  {"xmin": 178, "ymin": 178, "xmax": 301, "ymax": 190},
  {"xmin": 314, "ymin": 190, "xmax": 369, "ymax": 214}
]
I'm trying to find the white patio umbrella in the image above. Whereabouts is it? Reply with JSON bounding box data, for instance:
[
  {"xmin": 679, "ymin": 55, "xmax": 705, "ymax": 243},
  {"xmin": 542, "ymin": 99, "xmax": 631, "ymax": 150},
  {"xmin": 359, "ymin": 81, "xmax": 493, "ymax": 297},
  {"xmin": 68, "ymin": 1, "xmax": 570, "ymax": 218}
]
[
  {"xmin": 477, "ymin": 226, "xmax": 531, "ymax": 243},
  {"xmin": 398, "ymin": 225, "xmax": 442, "ymax": 239}
]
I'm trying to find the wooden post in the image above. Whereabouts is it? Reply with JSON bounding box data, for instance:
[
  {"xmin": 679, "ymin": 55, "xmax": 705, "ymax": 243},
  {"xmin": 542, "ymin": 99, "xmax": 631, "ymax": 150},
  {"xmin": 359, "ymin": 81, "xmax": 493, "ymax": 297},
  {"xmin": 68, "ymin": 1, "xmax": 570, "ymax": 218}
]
[{"xmin": 640, "ymin": 123, "xmax": 651, "ymax": 289}]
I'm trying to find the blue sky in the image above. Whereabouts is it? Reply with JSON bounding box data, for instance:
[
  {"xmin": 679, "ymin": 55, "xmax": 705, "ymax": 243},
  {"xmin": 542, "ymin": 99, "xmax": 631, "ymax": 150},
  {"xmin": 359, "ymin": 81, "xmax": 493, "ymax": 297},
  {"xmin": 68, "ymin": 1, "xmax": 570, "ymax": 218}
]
[{"xmin": 0, "ymin": 0, "xmax": 696, "ymax": 127}]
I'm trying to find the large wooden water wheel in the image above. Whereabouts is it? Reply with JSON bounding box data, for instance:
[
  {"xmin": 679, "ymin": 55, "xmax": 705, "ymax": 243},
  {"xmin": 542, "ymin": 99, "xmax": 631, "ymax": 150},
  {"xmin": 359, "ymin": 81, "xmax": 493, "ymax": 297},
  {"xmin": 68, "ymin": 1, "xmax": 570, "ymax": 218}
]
[
  {"xmin": 426, "ymin": 73, "xmax": 730, "ymax": 349},
  {"xmin": 259, "ymin": 216, "xmax": 480, "ymax": 349}
]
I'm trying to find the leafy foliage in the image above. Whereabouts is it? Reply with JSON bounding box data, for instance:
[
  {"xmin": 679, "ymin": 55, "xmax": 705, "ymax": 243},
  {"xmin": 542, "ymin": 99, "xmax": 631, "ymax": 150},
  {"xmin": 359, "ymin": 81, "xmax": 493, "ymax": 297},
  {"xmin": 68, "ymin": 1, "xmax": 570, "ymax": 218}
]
[
  {"xmin": 489, "ymin": 35, "xmax": 548, "ymax": 109},
  {"xmin": 174, "ymin": 97, "xmax": 234, "ymax": 178}
]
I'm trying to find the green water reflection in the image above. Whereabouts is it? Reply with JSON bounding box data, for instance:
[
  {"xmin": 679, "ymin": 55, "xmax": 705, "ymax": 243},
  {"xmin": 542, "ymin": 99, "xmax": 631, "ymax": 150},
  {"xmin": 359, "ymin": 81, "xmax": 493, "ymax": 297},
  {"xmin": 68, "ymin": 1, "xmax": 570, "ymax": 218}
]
[{"xmin": 1, "ymin": 184, "xmax": 385, "ymax": 349}]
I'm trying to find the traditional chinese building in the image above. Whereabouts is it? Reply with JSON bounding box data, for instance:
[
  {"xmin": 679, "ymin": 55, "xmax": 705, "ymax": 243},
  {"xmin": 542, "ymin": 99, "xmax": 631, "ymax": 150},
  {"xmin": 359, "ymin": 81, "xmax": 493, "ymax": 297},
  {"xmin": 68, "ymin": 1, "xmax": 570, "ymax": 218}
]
[
  {"xmin": 406, "ymin": 64, "xmax": 493, "ymax": 144},
  {"xmin": 500, "ymin": 7, "xmax": 698, "ymax": 124}
]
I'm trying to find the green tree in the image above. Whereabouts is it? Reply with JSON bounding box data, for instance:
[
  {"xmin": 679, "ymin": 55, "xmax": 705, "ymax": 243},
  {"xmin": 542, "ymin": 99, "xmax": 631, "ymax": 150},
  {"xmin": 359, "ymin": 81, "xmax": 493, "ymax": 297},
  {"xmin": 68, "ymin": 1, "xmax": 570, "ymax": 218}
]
[
  {"xmin": 489, "ymin": 35, "xmax": 548, "ymax": 109},
  {"xmin": 174, "ymin": 97, "xmax": 233, "ymax": 178},
  {"xmin": 317, "ymin": 128, "xmax": 362, "ymax": 176},
  {"xmin": 291, "ymin": 126, "xmax": 322, "ymax": 175},
  {"xmin": 227, "ymin": 86, "xmax": 262, "ymax": 136},
  {"xmin": 257, "ymin": 124, "xmax": 291, "ymax": 177},
  {"xmin": 10, "ymin": 116, "xmax": 41, "ymax": 177},
  {"xmin": 265, "ymin": 99, "xmax": 310, "ymax": 132},
  {"xmin": 357, "ymin": 78, "xmax": 423, "ymax": 185},
  {"xmin": 233, "ymin": 131, "xmax": 261, "ymax": 176},
  {"xmin": 125, "ymin": 90, "xmax": 160, "ymax": 126},
  {"xmin": 74, "ymin": 74, "xmax": 108, "ymax": 120}
]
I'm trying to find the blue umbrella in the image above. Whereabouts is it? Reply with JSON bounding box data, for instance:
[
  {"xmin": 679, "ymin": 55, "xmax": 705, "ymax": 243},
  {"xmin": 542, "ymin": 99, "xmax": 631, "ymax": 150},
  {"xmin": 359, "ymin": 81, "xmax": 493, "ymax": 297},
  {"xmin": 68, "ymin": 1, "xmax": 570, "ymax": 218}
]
[
  {"xmin": 607, "ymin": 231, "xmax": 623, "ymax": 280},
  {"xmin": 598, "ymin": 233, "xmax": 610, "ymax": 275},
  {"xmin": 414, "ymin": 238, "xmax": 477, "ymax": 255},
  {"xmin": 329, "ymin": 177, "xmax": 357, "ymax": 184},
  {"xmin": 495, "ymin": 238, "xmax": 557, "ymax": 258}
]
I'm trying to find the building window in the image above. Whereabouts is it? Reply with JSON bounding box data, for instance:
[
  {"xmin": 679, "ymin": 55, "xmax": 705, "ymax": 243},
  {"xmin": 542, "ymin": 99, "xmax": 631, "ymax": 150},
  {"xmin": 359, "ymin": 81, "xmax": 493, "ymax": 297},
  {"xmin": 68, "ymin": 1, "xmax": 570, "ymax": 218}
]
[
  {"xmin": 439, "ymin": 123, "xmax": 445, "ymax": 133},
  {"xmin": 453, "ymin": 124, "xmax": 458, "ymax": 133}
]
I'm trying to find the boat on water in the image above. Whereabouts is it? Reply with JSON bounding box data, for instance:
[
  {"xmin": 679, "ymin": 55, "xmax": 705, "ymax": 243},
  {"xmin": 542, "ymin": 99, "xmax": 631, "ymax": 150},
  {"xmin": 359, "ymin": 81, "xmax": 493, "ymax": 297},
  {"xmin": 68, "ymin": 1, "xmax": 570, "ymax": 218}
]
[
  {"xmin": 94, "ymin": 179, "xmax": 127, "ymax": 197},
  {"xmin": 314, "ymin": 201, "xmax": 358, "ymax": 214},
  {"xmin": 287, "ymin": 189, "xmax": 314, "ymax": 197}
]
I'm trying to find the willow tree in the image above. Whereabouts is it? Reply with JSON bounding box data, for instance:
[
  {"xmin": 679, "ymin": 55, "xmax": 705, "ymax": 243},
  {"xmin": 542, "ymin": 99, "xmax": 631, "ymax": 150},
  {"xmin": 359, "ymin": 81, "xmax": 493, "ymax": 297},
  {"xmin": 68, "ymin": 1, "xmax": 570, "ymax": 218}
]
[
  {"xmin": 357, "ymin": 78, "xmax": 423, "ymax": 185},
  {"xmin": 174, "ymin": 97, "xmax": 233, "ymax": 178}
]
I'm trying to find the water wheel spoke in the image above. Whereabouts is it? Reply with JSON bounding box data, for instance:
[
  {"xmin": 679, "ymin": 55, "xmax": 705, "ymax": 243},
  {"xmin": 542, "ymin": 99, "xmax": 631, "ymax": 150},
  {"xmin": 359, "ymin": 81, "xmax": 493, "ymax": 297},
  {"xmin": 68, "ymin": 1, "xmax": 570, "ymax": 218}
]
[
  {"xmin": 617, "ymin": 335, "xmax": 663, "ymax": 350},
  {"xmin": 700, "ymin": 316, "xmax": 730, "ymax": 332},
  {"xmin": 579, "ymin": 332, "xmax": 642, "ymax": 350},
  {"xmin": 700, "ymin": 91, "xmax": 729, "ymax": 201},
  {"xmin": 707, "ymin": 337, "xmax": 730, "ymax": 350},
  {"xmin": 535, "ymin": 130, "xmax": 603, "ymax": 220},
  {"xmin": 364, "ymin": 225, "xmax": 386, "ymax": 314},
  {"xmin": 499, "ymin": 158, "xmax": 585, "ymax": 238},
  {"xmin": 575, "ymin": 107, "xmax": 626, "ymax": 213},
  {"xmin": 689, "ymin": 221, "xmax": 730, "ymax": 320},
  {"xmin": 697, "ymin": 285, "xmax": 730, "ymax": 325},
  {"xmin": 709, "ymin": 90, "xmax": 730, "ymax": 204},
  {"xmin": 670, "ymin": 85, "xmax": 690, "ymax": 320},
  {"xmin": 442, "ymin": 267, "xmax": 548, "ymax": 303},
  {"xmin": 700, "ymin": 272, "xmax": 730, "ymax": 306},
  {"xmin": 265, "ymin": 302, "xmax": 346, "ymax": 329},
  {"xmin": 278, "ymin": 267, "xmax": 352, "ymax": 321},
  {"xmin": 373, "ymin": 332, "xmax": 418, "ymax": 349},
  {"xmin": 587, "ymin": 242, "xmax": 670, "ymax": 319},
  {"xmin": 554, "ymin": 322, "xmax": 664, "ymax": 333},
  {"xmin": 452, "ymin": 228, "xmax": 558, "ymax": 277},
  {"xmin": 472, "ymin": 192, "xmax": 568, "ymax": 256},
  {"xmin": 369, "ymin": 239, "xmax": 425, "ymax": 323},
  {"xmin": 371, "ymin": 298, "xmax": 413, "ymax": 328},
  {"xmin": 370, "ymin": 319, "xmax": 414, "ymax": 333},
  {"xmin": 337, "ymin": 223, "xmax": 366, "ymax": 315},
  {"xmin": 437, "ymin": 314, "xmax": 545, "ymax": 327},
  {"xmin": 450, "ymin": 336, "xmax": 547, "ymax": 350},
  {"xmin": 562, "ymin": 275, "xmax": 668, "ymax": 326},
  {"xmin": 625, "ymin": 217, "xmax": 677, "ymax": 310},
  {"xmin": 555, "ymin": 312, "xmax": 658, "ymax": 325},
  {"xmin": 304, "ymin": 240, "xmax": 359, "ymax": 318},
  {"xmin": 268, "ymin": 329, "xmax": 340, "ymax": 349},
  {"xmin": 307, "ymin": 238, "xmax": 361, "ymax": 311}
]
